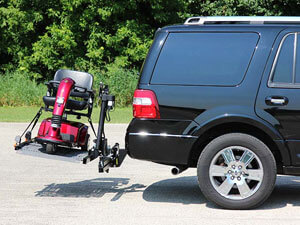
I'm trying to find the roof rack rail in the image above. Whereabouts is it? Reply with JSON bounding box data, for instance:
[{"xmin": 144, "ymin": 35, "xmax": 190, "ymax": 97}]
[{"xmin": 184, "ymin": 16, "xmax": 300, "ymax": 25}]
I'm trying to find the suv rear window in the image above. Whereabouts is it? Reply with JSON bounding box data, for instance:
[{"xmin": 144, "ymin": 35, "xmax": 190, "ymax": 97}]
[{"xmin": 151, "ymin": 32, "xmax": 259, "ymax": 86}]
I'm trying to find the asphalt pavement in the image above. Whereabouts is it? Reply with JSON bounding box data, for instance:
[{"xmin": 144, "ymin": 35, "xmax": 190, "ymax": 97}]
[{"xmin": 1, "ymin": 123, "xmax": 300, "ymax": 225}]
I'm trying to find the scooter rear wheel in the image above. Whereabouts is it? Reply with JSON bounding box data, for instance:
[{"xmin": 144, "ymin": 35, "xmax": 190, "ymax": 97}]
[{"xmin": 46, "ymin": 144, "xmax": 57, "ymax": 154}]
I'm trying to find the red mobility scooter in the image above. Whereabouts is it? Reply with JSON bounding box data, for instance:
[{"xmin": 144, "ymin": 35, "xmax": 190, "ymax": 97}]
[
  {"xmin": 37, "ymin": 69, "xmax": 94, "ymax": 153},
  {"xmin": 15, "ymin": 69, "xmax": 125, "ymax": 173}
]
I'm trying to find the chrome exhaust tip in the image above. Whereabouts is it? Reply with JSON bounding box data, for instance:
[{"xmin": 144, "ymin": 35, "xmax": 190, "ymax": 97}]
[{"xmin": 171, "ymin": 166, "xmax": 187, "ymax": 175}]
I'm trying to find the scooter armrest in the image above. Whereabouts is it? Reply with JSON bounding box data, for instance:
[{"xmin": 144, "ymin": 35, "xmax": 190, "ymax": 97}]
[
  {"xmin": 86, "ymin": 89, "xmax": 95, "ymax": 94},
  {"xmin": 73, "ymin": 86, "xmax": 94, "ymax": 95},
  {"xmin": 73, "ymin": 85, "xmax": 87, "ymax": 93},
  {"xmin": 45, "ymin": 80, "xmax": 60, "ymax": 89}
]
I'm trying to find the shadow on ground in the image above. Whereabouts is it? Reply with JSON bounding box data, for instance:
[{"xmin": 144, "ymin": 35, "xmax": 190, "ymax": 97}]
[
  {"xmin": 261, "ymin": 175, "xmax": 300, "ymax": 209},
  {"xmin": 35, "ymin": 177, "xmax": 146, "ymax": 201},
  {"xmin": 143, "ymin": 175, "xmax": 300, "ymax": 209},
  {"xmin": 36, "ymin": 175, "xmax": 300, "ymax": 209},
  {"xmin": 142, "ymin": 176, "xmax": 205, "ymax": 204}
]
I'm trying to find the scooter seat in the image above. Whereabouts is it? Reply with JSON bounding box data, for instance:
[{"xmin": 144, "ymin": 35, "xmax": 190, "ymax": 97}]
[{"xmin": 43, "ymin": 96, "xmax": 88, "ymax": 110}]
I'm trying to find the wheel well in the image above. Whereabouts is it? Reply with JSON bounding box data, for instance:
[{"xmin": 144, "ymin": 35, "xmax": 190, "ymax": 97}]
[{"xmin": 188, "ymin": 122, "xmax": 283, "ymax": 167}]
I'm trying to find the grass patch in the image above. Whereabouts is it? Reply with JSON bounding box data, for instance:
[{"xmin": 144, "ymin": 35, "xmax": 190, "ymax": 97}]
[
  {"xmin": 0, "ymin": 70, "xmax": 135, "ymax": 123},
  {"xmin": 0, "ymin": 71, "xmax": 46, "ymax": 106},
  {"xmin": 0, "ymin": 69, "xmax": 137, "ymax": 108},
  {"xmin": 0, "ymin": 106, "xmax": 132, "ymax": 123}
]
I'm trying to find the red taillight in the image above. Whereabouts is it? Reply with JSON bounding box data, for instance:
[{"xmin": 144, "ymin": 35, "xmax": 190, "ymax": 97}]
[{"xmin": 133, "ymin": 89, "xmax": 160, "ymax": 119}]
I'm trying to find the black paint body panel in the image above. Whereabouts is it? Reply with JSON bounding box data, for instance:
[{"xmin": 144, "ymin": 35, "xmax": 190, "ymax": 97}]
[
  {"xmin": 126, "ymin": 24, "xmax": 300, "ymax": 172},
  {"xmin": 126, "ymin": 119, "xmax": 198, "ymax": 165}
]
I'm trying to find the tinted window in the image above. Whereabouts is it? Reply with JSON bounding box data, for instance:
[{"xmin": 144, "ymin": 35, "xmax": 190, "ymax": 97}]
[
  {"xmin": 295, "ymin": 34, "xmax": 300, "ymax": 83},
  {"xmin": 151, "ymin": 32, "xmax": 258, "ymax": 86},
  {"xmin": 272, "ymin": 34, "xmax": 294, "ymax": 83}
]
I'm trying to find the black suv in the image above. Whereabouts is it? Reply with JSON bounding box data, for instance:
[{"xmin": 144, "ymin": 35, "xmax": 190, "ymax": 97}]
[{"xmin": 126, "ymin": 16, "xmax": 300, "ymax": 209}]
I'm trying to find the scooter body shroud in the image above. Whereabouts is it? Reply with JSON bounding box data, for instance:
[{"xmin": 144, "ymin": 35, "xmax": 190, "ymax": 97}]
[
  {"xmin": 35, "ymin": 77, "xmax": 88, "ymax": 147},
  {"xmin": 36, "ymin": 119, "xmax": 88, "ymax": 147}
]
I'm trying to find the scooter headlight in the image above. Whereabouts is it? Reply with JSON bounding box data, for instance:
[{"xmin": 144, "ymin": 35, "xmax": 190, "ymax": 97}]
[{"xmin": 56, "ymin": 97, "xmax": 64, "ymax": 104}]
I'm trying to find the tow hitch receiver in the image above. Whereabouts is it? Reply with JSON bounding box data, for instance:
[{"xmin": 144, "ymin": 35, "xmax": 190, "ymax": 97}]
[
  {"xmin": 83, "ymin": 142, "xmax": 127, "ymax": 172},
  {"xmin": 15, "ymin": 82, "xmax": 127, "ymax": 173}
]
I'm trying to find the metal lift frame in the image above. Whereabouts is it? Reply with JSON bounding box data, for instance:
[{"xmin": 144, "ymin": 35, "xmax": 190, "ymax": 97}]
[{"xmin": 14, "ymin": 83, "xmax": 126, "ymax": 173}]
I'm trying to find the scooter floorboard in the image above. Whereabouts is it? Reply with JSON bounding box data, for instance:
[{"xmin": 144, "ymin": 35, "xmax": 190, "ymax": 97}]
[{"xmin": 16, "ymin": 142, "xmax": 89, "ymax": 163}]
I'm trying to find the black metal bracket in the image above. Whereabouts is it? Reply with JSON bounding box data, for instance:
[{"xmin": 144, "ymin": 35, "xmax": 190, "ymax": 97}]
[
  {"xmin": 15, "ymin": 82, "xmax": 126, "ymax": 173},
  {"xmin": 15, "ymin": 107, "xmax": 43, "ymax": 150},
  {"xmin": 82, "ymin": 84, "xmax": 126, "ymax": 172}
]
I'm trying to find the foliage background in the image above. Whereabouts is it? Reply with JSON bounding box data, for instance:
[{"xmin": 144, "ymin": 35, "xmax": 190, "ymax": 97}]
[{"xmin": 0, "ymin": 0, "xmax": 299, "ymax": 106}]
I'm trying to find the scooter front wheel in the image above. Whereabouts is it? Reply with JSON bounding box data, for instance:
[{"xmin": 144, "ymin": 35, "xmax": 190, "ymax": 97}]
[{"xmin": 46, "ymin": 144, "xmax": 57, "ymax": 154}]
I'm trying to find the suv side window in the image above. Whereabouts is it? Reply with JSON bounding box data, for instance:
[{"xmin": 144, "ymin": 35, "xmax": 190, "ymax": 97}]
[
  {"xmin": 270, "ymin": 33, "xmax": 295, "ymax": 85},
  {"xmin": 295, "ymin": 34, "xmax": 300, "ymax": 83},
  {"xmin": 269, "ymin": 33, "xmax": 300, "ymax": 87},
  {"xmin": 151, "ymin": 32, "xmax": 259, "ymax": 86}
]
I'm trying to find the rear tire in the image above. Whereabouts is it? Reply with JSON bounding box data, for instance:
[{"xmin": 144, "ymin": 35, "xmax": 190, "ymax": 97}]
[
  {"xmin": 46, "ymin": 144, "xmax": 56, "ymax": 154},
  {"xmin": 197, "ymin": 133, "xmax": 276, "ymax": 209}
]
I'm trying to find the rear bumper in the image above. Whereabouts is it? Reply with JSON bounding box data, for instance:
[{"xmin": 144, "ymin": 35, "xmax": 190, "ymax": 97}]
[{"xmin": 125, "ymin": 119, "xmax": 198, "ymax": 165}]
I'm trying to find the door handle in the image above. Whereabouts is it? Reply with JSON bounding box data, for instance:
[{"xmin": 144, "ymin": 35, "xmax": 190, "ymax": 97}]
[{"xmin": 265, "ymin": 96, "xmax": 288, "ymax": 106}]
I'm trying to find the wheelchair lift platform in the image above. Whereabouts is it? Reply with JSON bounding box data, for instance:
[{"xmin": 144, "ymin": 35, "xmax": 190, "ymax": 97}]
[
  {"xmin": 16, "ymin": 142, "xmax": 89, "ymax": 163},
  {"xmin": 15, "ymin": 82, "xmax": 127, "ymax": 173},
  {"xmin": 16, "ymin": 142, "xmax": 127, "ymax": 166}
]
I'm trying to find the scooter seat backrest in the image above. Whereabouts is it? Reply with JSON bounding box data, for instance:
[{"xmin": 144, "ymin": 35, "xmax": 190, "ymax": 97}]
[{"xmin": 54, "ymin": 69, "xmax": 93, "ymax": 91}]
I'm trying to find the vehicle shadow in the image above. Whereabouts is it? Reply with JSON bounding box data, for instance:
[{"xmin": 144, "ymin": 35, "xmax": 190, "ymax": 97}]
[
  {"xmin": 142, "ymin": 176, "xmax": 206, "ymax": 205},
  {"xmin": 35, "ymin": 175, "xmax": 300, "ymax": 209},
  {"xmin": 35, "ymin": 177, "xmax": 146, "ymax": 201},
  {"xmin": 142, "ymin": 175, "xmax": 300, "ymax": 209},
  {"xmin": 261, "ymin": 175, "xmax": 300, "ymax": 209}
]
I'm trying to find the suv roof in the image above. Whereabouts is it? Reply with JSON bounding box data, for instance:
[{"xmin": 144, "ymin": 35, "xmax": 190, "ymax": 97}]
[
  {"xmin": 157, "ymin": 16, "xmax": 300, "ymax": 33},
  {"xmin": 184, "ymin": 16, "xmax": 300, "ymax": 25}
]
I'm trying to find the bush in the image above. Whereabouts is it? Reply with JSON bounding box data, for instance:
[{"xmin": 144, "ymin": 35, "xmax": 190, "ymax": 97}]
[
  {"xmin": 0, "ymin": 71, "xmax": 46, "ymax": 106},
  {"xmin": 0, "ymin": 67, "xmax": 137, "ymax": 107},
  {"xmin": 101, "ymin": 64, "xmax": 138, "ymax": 107},
  {"xmin": 2, "ymin": 1, "xmax": 300, "ymax": 79},
  {"xmin": 1, "ymin": 0, "xmax": 186, "ymax": 79},
  {"xmin": 2, "ymin": 1, "xmax": 299, "ymax": 106}
]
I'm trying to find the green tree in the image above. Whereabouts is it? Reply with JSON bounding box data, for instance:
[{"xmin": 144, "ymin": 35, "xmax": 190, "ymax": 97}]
[{"xmin": 1, "ymin": 0, "xmax": 300, "ymax": 80}]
